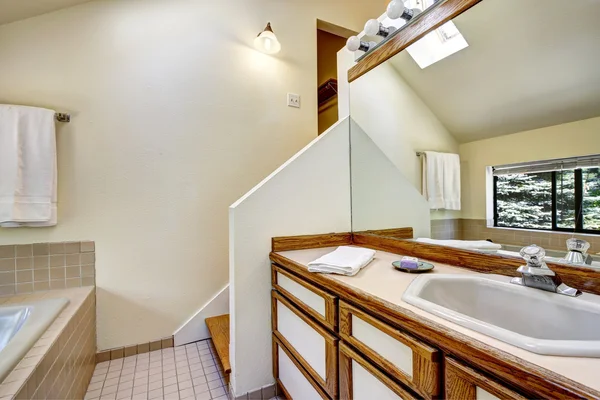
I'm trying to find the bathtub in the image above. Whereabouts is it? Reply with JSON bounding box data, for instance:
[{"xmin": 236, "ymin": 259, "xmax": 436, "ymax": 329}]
[{"xmin": 0, "ymin": 298, "xmax": 69, "ymax": 382}]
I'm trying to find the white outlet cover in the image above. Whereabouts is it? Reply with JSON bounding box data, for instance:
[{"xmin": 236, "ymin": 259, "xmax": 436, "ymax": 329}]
[{"xmin": 287, "ymin": 93, "xmax": 301, "ymax": 108}]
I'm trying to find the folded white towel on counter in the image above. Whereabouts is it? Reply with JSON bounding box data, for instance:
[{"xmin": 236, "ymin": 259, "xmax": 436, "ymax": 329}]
[
  {"xmin": 416, "ymin": 238, "xmax": 501, "ymax": 252},
  {"xmin": 308, "ymin": 246, "xmax": 376, "ymax": 276},
  {"xmin": 0, "ymin": 105, "xmax": 58, "ymax": 227}
]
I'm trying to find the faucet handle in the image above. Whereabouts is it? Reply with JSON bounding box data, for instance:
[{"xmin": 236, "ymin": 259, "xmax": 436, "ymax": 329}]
[
  {"xmin": 566, "ymin": 238, "xmax": 591, "ymax": 255},
  {"xmin": 518, "ymin": 245, "xmax": 555, "ymax": 276}
]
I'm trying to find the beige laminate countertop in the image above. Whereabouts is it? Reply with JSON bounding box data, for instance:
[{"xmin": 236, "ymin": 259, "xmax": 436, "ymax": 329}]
[{"xmin": 276, "ymin": 246, "xmax": 600, "ymax": 393}]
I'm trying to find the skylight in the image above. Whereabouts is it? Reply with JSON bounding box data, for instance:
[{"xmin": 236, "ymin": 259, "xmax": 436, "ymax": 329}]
[{"xmin": 404, "ymin": 0, "xmax": 469, "ymax": 68}]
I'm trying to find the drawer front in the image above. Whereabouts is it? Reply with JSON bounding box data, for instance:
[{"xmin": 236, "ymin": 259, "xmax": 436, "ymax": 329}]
[
  {"xmin": 273, "ymin": 334, "xmax": 330, "ymax": 400},
  {"xmin": 272, "ymin": 264, "xmax": 337, "ymax": 330},
  {"xmin": 272, "ymin": 291, "xmax": 338, "ymax": 398},
  {"xmin": 339, "ymin": 301, "xmax": 441, "ymax": 399},
  {"xmin": 445, "ymin": 357, "xmax": 527, "ymax": 400},
  {"xmin": 339, "ymin": 342, "xmax": 417, "ymax": 400}
]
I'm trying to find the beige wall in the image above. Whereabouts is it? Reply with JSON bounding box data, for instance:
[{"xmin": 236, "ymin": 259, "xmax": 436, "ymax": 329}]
[
  {"xmin": 0, "ymin": 0, "xmax": 382, "ymax": 350},
  {"xmin": 349, "ymin": 60, "xmax": 461, "ymax": 221},
  {"xmin": 460, "ymin": 116, "xmax": 600, "ymax": 219}
]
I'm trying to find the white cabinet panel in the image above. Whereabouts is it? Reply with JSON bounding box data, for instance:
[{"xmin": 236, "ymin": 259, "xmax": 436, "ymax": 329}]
[
  {"xmin": 277, "ymin": 271, "xmax": 326, "ymax": 316},
  {"xmin": 352, "ymin": 360, "xmax": 403, "ymax": 400},
  {"xmin": 278, "ymin": 346, "xmax": 323, "ymax": 400}
]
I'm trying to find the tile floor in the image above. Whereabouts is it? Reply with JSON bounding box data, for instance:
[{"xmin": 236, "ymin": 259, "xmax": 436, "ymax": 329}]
[{"xmin": 85, "ymin": 340, "xmax": 230, "ymax": 400}]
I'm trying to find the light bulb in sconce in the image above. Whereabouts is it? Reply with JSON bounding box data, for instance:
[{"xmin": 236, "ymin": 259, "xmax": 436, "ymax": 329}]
[
  {"xmin": 386, "ymin": 0, "xmax": 421, "ymax": 21},
  {"xmin": 364, "ymin": 19, "xmax": 396, "ymax": 38},
  {"xmin": 346, "ymin": 36, "xmax": 375, "ymax": 53},
  {"xmin": 254, "ymin": 22, "xmax": 281, "ymax": 55}
]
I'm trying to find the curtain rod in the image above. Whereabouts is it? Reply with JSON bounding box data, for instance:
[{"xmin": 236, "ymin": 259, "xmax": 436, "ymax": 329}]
[
  {"xmin": 55, "ymin": 113, "xmax": 71, "ymax": 123},
  {"xmin": 416, "ymin": 152, "xmax": 424, "ymax": 157}
]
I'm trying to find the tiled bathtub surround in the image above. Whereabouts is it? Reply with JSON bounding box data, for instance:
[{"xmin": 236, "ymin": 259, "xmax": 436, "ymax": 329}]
[
  {"xmin": 0, "ymin": 287, "xmax": 96, "ymax": 399},
  {"xmin": 0, "ymin": 241, "xmax": 96, "ymax": 297},
  {"xmin": 431, "ymin": 219, "xmax": 600, "ymax": 254}
]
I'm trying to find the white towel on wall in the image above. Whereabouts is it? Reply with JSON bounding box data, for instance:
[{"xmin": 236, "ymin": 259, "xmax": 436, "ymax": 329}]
[
  {"xmin": 0, "ymin": 105, "xmax": 58, "ymax": 227},
  {"xmin": 422, "ymin": 151, "xmax": 461, "ymax": 210},
  {"xmin": 308, "ymin": 246, "xmax": 376, "ymax": 276}
]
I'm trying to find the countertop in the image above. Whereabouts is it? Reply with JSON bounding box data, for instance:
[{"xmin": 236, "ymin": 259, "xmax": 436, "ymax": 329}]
[{"xmin": 276, "ymin": 246, "xmax": 600, "ymax": 393}]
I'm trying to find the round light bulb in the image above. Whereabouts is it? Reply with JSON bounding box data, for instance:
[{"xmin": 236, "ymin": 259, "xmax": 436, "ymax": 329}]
[
  {"xmin": 346, "ymin": 36, "xmax": 361, "ymax": 52},
  {"xmin": 254, "ymin": 25, "xmax": 281, "ymax": 55},
  {"xmin": 386, "ymin": 0, "xmax": 406, "ymax": 19},
  {"xmin": 364, "ymin": 19, "xmax": 381, "ymax": 36}
]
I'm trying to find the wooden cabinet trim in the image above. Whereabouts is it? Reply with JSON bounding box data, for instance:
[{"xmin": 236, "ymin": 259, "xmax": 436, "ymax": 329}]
[
  {"xmin": 272, "ymin": 291, "xmax": 338, "ymax": 397},
  {"xmin": 347, "ymin": 0, "xmax": 483, "ymax": 82},
  {"xmin": 270, "ymin": 252, "xmax": 600, "ymax": 400},
  {"xmin": 273, "ymin": 333, "xmax": 331, "ymax": 400},
  {"xmin": 272, "ymin": 232, "xmax": 352, "ymax": 252},
  {"xmin": 339, "ymin": 342, "xmax": 418, "ymax": 400},
  {"xmin": 445, "ymin": 357, "xmax": 527, "ymax": 400},
  {"xmin": 273, "ymin": 264, "xmax": 338, "ymax": 330},
  {"xmin": 340, "ymin": 301, "xmax": 440, "ymax": 398}
]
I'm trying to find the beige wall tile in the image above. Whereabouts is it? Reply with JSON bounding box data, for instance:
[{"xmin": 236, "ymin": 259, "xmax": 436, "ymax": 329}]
[
  {"xmin": 124, "ymin": 345, "xmax": 137, "ymax": 357},
  {"xmin": 50, "ymin": 280, "xmax": 66, "ymax": 290},
  {"xmin": 0, "ymin": 258, "xmax": 14, "ymax": 272},
  {"xmin": 80, "ymin": 241, "xmax": 95, "ymax": 253},
  {"xmin": 110, "ymin": 348, "xmax": 124, "ymax": 360},
  {"xmin": 80, "ymin": 253, "xmax": 95, "ymax": 265},
  {"xmin": 149, "ymin": 340, "xmax": 162, "ymax": 352},
  {"xmin": 65, "ymin": 254, "xmax": 80, "ymax": 267},
  {"xmin": 65, "ymin": 266, "xmax": 81, "ymax": 279},
  {"xmin": 15, "ymin": 244, "xmax": 32, "ymax": 257},
  {"xmin": 0, "ymin": 245, "xmax": 15, "ymax": 259},
  {"xmin": 0, "ymin": 285, "xmax": 15, "ymax": 296},
  {"xmin": 33, "ymin": 269, "xmax": 49, "ymax": 282},
  {"xmin": 81, "ymin": 265, "xmax": 95, "ymax": 277},
  {"xmin": 16, "ymin": 270, "xmax": 33, "ymax": 284},
  {"xmin": 49, "ymin": 255, "xmax": 65, "ymax": 268},
  {"xmin": 34, "ymin": 281, "xmax": 50, "ymax": 292},
  {"xmin": 161, "ymin": 337, "xmax": 174, "ymax": 349},
  {"xmin": 32, "ymin": 243, "xmax": 49, "ymax": 256},
  {"xmin": 137, "ymin": 343, "xmax": 150, "ymax": 354},
  {"xmin": 96, "ymin": 351, "xmax": 111, "ymax": 363},
  {"xmin": 66, "ymin": 278, "xmax": 81, "ymax": 288},
  {"xmin": 48, "ymin": 243, "xmax": 65, "ymax": 255},
  {"xmin": 81, "ymin": 277, "xmax": 95, "ymax": 287},
  {"xmin": 50, "ymin": 268, "xmax": 65, "ymax": 280},
  {"xmin": 0, "ymin": 272, "xmax": 16, "ymax": 285},
  {"xmin": 16, "ymin": 283, "xmax": 33, "ymax": 294},
  {"xmin": 64, "ymin": 242, "xmax": 80, "ymax": 254},
  {"xmin": 33, "ymin": 256, "xmax": 49, "ymax": 269},
  {"xmin": 16, "ymin": 258, "xmax": 33, "ymax": 270}
]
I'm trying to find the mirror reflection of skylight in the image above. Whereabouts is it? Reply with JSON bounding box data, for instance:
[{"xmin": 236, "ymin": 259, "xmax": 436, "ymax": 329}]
[{"xmin": 405, "ymin": 0, "xmax": 469, "ymax": 69}]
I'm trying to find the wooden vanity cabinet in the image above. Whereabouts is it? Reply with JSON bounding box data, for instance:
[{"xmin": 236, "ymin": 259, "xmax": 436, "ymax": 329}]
[{"xmin": 271, "ymin": 263, "xmax": 529, "ymax": 400}]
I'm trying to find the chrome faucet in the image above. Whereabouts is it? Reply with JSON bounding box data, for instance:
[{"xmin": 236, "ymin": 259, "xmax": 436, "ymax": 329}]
[
  {"xmin": 561, "ymin": 238, "xmax": 593, "ymax": 266},
  {"xmin": 510, "ymin": 245, "xmax": 582, "ymax": 297}
]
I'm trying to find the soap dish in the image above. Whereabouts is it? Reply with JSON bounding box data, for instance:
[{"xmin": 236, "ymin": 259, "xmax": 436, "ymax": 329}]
[{"xmin": 392, "ymin": 260, "xmax": 435, "ymax": 273}]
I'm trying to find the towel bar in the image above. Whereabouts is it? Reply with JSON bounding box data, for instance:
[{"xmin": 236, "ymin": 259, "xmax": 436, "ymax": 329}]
[{"xmin": 55, "ymin": 113, "xmax": 71, "ymax": 123}]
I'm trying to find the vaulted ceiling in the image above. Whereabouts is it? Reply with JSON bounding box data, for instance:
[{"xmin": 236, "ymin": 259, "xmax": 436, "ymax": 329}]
[
  {"xmin": 389, "ymin": 0, "xmax": 600, "ymax": 143},
  {"xmin": 0, "ymin": 0, "xmax": 92, "ymax": 26}
]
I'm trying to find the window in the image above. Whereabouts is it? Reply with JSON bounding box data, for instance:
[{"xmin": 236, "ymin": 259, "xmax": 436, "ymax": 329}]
[
  {"xmin": 404, "ymin": 0, "xmax": 469, "ymax": 69},
  {"xmin": 493, "ymin": 156, "xmax": 600, "ymax": 234}
]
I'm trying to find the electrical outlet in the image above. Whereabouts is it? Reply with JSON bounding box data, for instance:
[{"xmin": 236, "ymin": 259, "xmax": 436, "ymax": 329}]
[{"xmin": 287, "ymin": 93, "xmax": 301, "ymax": 108}]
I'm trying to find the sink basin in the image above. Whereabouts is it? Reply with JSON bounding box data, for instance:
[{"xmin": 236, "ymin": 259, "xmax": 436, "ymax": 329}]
[{"xmin": 402, "ymin": 274, "xmax": 600, "ymax": 357}]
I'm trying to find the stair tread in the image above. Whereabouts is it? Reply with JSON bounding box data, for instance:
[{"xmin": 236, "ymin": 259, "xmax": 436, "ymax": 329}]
[{"xmin": 206, "ymin": 314, "xmax": 231, "ymax": 374}]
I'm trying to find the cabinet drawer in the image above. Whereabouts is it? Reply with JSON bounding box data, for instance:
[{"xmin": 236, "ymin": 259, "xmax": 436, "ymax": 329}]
[
  {"xmin": 339, "ymin": 342, "xmax": 417, "ymax": 400},
  {"xmin": 272, "ymin": 264, "xmax": 338, "ymax": 331},
  {"xmin": 339, "ymin": 301, "xmax": 441, "ymax": 399},
  {"xmin": 273, "ymin": 334, "xmax": 330, "ymax": 400},
  {"xmin": 445, "ymin": 357, "xmax": 527, "ymax": 400},
  {"xmin": 272, "ymin": 291, "xmax": 338, "ymax": 398}
]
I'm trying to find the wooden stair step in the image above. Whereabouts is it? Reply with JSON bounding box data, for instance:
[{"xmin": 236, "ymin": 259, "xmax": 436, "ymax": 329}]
[{"xmin": 205, "ymin": 314, "xmax": 231, "ymax": 374}]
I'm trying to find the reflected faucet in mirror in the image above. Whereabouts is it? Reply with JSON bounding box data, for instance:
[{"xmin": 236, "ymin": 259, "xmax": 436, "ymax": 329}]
[
  {"xmin": 562, "ymin": 238, "xmax": 593, "ymax": 266},
  {"xmin": 511, "ymin": 245, "xmax": 582, "ymax": 297}
]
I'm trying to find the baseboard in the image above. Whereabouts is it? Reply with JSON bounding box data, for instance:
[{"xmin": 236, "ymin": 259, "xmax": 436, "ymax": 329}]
[
  {"xmin": 174, "ymin": 284, "xmax": 229, "ymax": 346},
  {"xmin": 95, "ymin": 336, "xmax": 174, "ymax": 363}
]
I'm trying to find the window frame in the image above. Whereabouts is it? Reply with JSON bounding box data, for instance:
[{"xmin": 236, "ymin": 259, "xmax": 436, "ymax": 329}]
[{"xmin": 493, "ymin": 169, "xmax": 599, "ymax": 235}]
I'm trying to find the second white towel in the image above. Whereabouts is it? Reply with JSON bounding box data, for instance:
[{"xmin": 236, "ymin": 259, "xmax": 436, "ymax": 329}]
[{"xmin": 308, "ymin": 246, "xmax": 376, "ymax": 276}]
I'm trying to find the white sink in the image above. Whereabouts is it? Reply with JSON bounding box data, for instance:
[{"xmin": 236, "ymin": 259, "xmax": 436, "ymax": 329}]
[{"xmin": 402, "ymin": 274, "xmax": 600, "ymax": 357}]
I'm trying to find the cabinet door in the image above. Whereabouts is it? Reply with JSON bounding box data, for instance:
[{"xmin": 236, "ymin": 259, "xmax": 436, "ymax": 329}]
[
  {"xmin": 339, "ymin": 301, "xmax": 441, "ymax": 399},
  {"xmin": 445, "ymin": 357, "xmax": 527, "ymax": 400},
  {"xmin": 272, "ymin": 264, "xmax": 338, "ymax": 331},
  {"xmin": 339, "ymin": 342, "xmax": 418, "ymax": 400},
  {"xmin": 272, "ymin": 290, "xmax": 338, "ymax": 398},
  {"xmin": 273, "ymin": 334, "xmax": 330, "ymax": 400}
]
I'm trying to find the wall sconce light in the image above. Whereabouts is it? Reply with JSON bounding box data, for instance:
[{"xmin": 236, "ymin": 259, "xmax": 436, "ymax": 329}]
[
  {"xmin": 364, "ymin": 19, "xmax": 397, "ymax": 38},
  {"xmin": 254, "ymin": 22, "xmax": 281, "ymax": 55},
  {"xmin": 386, "ymin": 0, "xmax": 421, "ymax": 21},
  {"xmin": 346, "ymin": 36, "xmax": 376, "ymax": 53}
]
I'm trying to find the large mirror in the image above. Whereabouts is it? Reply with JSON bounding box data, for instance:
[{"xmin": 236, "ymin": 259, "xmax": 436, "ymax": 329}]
[{"xmin": 349, "ymin": 0, "xmax": 600, "ymax": 269}]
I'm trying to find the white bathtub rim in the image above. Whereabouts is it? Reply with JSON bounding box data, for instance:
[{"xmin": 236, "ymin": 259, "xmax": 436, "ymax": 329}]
[{"xmin": 0, "ymin": 298, "xmax": 70, "ymax": 384}]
